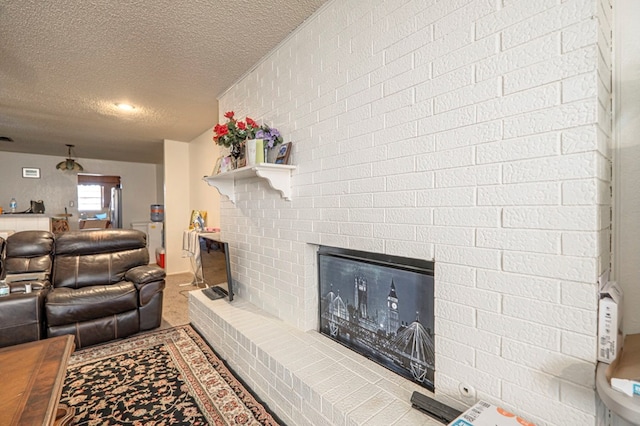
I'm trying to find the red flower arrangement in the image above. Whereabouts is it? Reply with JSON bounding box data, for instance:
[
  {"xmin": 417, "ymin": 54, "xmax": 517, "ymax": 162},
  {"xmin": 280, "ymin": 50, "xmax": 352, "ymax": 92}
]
[{"xmin": 213, "ymin": 111, "xmax": 260, "ymax": 148}]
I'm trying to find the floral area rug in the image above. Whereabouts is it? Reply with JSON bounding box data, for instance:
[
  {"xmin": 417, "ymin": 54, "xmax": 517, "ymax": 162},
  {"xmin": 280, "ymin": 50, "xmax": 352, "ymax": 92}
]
[{"xmin": 60, "ymin": 325, "xmax": 281, "ymax": 425}]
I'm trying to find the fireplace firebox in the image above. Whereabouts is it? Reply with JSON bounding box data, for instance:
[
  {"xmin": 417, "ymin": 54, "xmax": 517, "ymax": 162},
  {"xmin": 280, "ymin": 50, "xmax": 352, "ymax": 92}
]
[{"xmin": 318, "ymin": 246, "xmax": 435, "ymax": 391}]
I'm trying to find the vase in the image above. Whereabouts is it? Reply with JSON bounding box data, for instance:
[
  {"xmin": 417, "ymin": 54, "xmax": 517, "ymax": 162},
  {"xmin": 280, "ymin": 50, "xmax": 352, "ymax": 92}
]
[
  {"xmin": 245, "ymin": 139, "xmax": 264, "ymax": 166},
  {"xmin": 230, "ymin": 143, "xmax": 244, "ymax": 169},
  {"xmin": 230, "ymin": 143, "xmax": 242, "ymax": 159}
]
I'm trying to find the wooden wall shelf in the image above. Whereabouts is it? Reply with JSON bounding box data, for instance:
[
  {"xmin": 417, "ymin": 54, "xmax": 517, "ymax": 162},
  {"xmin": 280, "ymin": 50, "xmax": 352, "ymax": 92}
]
[{"xmin": 203, "ymin": 163, "xmax": 296, "ymax": 204}]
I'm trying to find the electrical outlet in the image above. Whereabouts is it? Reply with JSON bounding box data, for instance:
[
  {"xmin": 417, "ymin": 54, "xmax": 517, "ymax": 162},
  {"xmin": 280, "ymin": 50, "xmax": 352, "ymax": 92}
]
[
  {"xmin": 69, "ymin": 201, "xmax": 75, "ymax": 207},
  {"xmin": 458, "ymin": 383, "xmax": 476, "ymax": 399}
]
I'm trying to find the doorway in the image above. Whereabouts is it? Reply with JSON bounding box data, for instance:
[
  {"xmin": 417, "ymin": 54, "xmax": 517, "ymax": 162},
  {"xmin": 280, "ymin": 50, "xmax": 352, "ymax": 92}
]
[{"xmin": 77, "ymin": 174, "xmax": 121, "ymax": 229}]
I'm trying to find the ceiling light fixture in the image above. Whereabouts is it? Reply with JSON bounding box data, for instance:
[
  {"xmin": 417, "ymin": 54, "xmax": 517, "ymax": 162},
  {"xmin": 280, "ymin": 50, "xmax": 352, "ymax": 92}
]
[
  {"xmin": 115, "ymin": 103, "xmax": 135, "ymax": 111},
  {"xmin": 56, "ymin": 144, "xmax": 84, "ymax": 172}
]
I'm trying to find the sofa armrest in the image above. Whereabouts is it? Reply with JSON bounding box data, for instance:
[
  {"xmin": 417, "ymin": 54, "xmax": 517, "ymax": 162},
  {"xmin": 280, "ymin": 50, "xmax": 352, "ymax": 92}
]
[
  {"xmin": 8, "ymin": 280, "xmax": 50, "ymax": 293},
  {"xmin": 125, "ymin": 265, "xmax": 166, "ymax": 284},
  {"xmin": 126, "ymin": 265, "xmax": 166, "ymax": 307},
  {"xmin": 5, "ymin": 273, "xmax": 50, "ymax": 293},
  {"xmin": 0, "ymin": 291, "xmax": 47, "ymax": 347}
]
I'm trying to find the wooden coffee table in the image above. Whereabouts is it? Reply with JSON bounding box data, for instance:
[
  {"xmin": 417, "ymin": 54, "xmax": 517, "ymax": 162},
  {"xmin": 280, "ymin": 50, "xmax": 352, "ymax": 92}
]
[{"xmin": 0, "ymin": 335, "xmax": 75, "ymax": 425}]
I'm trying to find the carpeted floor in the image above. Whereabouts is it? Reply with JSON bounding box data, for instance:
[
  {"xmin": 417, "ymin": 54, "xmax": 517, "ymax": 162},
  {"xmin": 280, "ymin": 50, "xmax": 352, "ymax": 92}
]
[
  {"xmin": 61, "ymin": 325, "xmax": 281, "ymax": 425},
  {"xmin": 159, "ymin": 272, "xmax": 198, "ymax": 329},
  {"xmin": 160, "ymin": 245, "xmax": 228, "ymax": 330},
  {"xmin": 59, "ymin": 249, "xmax": 260, "ymax": 425}
]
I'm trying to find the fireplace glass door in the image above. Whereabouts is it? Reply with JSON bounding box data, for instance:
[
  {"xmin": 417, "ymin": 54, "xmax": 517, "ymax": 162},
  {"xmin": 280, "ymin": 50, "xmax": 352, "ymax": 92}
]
[{"xmin": 318, "ymin": 246, "xmax": 435, "ymax": 391}]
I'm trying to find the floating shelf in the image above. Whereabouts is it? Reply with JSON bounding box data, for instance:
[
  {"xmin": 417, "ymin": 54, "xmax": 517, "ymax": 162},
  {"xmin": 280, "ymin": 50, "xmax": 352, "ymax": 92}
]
[
  {"xmin": 596, "ymin": 362, "xmax": 640, "ymax": 424},
  {"xmin": 203, "ymin": 163, "xmax": 296, "ymax": 204}
]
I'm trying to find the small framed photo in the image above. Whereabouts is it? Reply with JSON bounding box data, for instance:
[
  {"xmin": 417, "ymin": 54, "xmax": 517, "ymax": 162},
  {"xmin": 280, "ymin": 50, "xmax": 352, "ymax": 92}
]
[
  {"xmin": 220, "ymin": 156, "xmax": 233, "ymax": 173},
  {"xmin": 22, "ymin": 167, "xmax": 40, "ymax": 179},
  {"xmin": 212, "ymin": 156, "xmax": 223, "ymax": 175},
  {"xmin": 189, "ymin": 209, "xmax": 207, "ymax": 230},
  {"xmin": 275, "ymin": 142, "xmax": 292, "ymax": 165}
]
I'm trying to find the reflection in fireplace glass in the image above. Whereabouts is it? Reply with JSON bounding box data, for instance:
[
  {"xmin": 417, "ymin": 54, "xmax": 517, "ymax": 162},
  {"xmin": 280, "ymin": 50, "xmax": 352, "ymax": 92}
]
[{"xmin": 318, "ymin": 246, "xmax": 435, "ymax": 391}]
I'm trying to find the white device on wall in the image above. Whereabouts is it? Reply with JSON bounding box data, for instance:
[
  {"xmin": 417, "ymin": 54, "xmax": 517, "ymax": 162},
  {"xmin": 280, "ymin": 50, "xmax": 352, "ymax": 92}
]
[{"xmin": 131, "ymin": 221, "xmax": 164, "ymax": 265}]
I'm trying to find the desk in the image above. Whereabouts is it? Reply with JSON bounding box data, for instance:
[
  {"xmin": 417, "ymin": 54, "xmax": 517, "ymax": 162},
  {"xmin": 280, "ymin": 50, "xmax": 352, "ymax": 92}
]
[{"xmin": 0, "ymin": 335, "xmax": 75, "ymax": 425}]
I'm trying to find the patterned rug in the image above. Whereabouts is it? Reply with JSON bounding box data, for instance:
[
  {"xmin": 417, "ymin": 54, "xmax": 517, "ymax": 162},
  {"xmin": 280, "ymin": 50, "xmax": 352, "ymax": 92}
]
[{"xmin": 60, "ymin": 325, "xmax": 281, "ymax": 425}]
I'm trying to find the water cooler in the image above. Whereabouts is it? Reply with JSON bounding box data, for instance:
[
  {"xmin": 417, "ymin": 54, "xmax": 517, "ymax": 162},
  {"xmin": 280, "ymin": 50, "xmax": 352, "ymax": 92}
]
[{"xmin": 131, "ymin": 221, "xmax": 164, "ymax": 266}]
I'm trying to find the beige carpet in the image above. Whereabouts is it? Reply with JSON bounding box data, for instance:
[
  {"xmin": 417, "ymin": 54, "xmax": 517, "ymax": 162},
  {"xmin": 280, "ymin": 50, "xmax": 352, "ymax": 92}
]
[
  {"xmin": 160, "ymin": 247, "xmax": 228, "ymax": 329},
  {"xmin": 158, "ymin": 272, "xmax": 197, "ymax": 329}
]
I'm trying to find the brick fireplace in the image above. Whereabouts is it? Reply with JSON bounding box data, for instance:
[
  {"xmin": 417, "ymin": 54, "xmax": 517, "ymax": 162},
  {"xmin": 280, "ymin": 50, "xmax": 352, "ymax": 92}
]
[
  {"xmin": 194, "ymin": 0, "xmax": 614, "ymax": 424},
  {"xmin": 317, "ymin": 246, "xmax": 436, "ymax": 392}
]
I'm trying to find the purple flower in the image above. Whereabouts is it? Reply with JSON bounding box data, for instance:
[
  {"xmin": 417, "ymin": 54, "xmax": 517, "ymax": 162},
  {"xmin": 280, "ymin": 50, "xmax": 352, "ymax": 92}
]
[{"xmin": 257, "ymin": 125, "xmax": 283, "ymax": 149}]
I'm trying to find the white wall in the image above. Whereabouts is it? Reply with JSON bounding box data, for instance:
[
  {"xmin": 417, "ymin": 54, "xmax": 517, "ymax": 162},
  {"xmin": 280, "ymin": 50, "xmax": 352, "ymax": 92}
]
[
  {"xmin": 163, "ymin": 139, "xmax": 191, "ymax": 274},
  {"xmin": 216, "ymin": 0, "xmax": 612, "ymax": 424},
  {"xmin": 162, "ymin": 120, "xmax": 222, "ymax": 276},
  {"xmin": 0, "ymin": 152, "xmax": 159, "ymax": 229},
  {"xmin": 190, "ymin": 125, "xmax": 222, "ymax": 229},
  {"xmin": 614, "ymin": 0, "xmax": 640, "ymax": 335}
]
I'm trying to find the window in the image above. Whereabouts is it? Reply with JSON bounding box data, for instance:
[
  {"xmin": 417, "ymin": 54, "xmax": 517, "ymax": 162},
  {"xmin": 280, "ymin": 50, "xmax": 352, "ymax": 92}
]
[
  {"xmin": 77, "ymin": 184, "xmax": 103, "ymax": 210},
  {"xmin": 77, "ymin": 174, "xmax": 121, "ymax": 211}
]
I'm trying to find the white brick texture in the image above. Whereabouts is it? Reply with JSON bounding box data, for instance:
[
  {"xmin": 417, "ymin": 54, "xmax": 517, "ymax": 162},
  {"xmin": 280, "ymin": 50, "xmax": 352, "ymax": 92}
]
[{"xmin": 212, "ymin": 0, "xmax": 612, "ymax": 424}]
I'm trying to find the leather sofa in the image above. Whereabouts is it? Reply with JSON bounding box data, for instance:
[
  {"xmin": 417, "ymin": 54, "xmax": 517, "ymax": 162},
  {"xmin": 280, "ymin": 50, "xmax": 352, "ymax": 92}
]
[
  {"xmin": 0, "ymin": 230, "xmax": 54, "ymax": 347},
  {"xmin": 0, "ymin": 229, "xmax": 165, "ymax": 349}
]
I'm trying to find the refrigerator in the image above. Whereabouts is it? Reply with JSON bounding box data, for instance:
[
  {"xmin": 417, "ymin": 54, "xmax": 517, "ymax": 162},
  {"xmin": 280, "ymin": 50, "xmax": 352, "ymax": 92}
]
[
  {"xmin": 110, "ymin": 184, "xmax": 123, "ymax": 228},
  {"xmin": 131, "ymin": 221, "xmax": 164, "ymax": 265}
]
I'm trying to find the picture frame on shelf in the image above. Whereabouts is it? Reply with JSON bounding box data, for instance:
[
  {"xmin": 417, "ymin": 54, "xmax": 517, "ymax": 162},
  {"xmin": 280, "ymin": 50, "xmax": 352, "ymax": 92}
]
[
  {"xmin": 275, "ymin": 142, "xmax": 292, "ymax": 165},
  {"xmin": 212, "ymin": 156, "xmax": 223, "ymax": 175},
  {"xmin": 220, "ymin": 156, "xmax": 233, "ymax": 173}
]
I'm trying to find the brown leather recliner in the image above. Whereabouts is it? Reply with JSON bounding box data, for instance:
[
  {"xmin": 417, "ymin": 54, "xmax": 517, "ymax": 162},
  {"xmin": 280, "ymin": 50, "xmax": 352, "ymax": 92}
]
[
  {"xmin": 0, "ymin": 230, "xmax": 55, "ymax": 348},
  {"xmin": 45, "ymin": 229, "xmax": 165, "ymax": 348}
]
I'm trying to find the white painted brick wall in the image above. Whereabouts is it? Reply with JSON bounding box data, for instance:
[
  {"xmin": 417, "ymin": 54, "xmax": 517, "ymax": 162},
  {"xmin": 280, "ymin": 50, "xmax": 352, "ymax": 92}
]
[
  {"xmin": 211, "ymin": 0, "xmax": 612, "ymax": 424},
  {"xmin": 476, "ymin": 133, "xmax": 560, "ymax": 164},
  {"xmin": 476, "ymin": 228, "xmax": 560, "ymax": 253}
]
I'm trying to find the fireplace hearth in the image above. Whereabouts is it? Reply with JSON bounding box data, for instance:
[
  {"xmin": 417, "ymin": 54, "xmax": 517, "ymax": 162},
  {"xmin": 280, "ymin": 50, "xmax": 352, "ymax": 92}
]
[{"xmin": 318, "ymin": 246, "xmax": 435, "ymax": 391}]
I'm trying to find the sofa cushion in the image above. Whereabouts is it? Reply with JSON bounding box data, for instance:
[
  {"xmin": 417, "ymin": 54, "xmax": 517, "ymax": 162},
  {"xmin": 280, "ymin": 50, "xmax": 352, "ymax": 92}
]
[
  {"xmin": 5, "ymin": 230, "xmax": 54, "ymax": 258},
  {"xmin": 54, "ymin": 229, "xmax": 146, "ymax": 256},
  {"xmin": 53, "ymin": 229, "xmax": 149, "ymax": 289},
  {"xmin": 53, "ymin": 250, "xmax": 149, "ymax": 289},
  {"xmin": 45, "ymin": 282, "xmax": 138, "ymax": 326},
  {"xmin": 4, "ymin": 230, "xmax": 54, "ymax": 276}
]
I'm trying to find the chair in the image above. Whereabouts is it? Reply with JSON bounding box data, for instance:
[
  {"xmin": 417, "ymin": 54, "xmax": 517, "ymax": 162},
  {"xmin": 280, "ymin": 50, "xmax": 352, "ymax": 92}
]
[
  {"xmin": 45, "ymin": 229, "xmax": 165, "ymax": 348},
  {"xmin": 51, "ymin": 218, "xmax": 70, "ymax": 234},
  {"xmin": 78, "ymin": 219, "xmax": 111, "ymax": 230}
]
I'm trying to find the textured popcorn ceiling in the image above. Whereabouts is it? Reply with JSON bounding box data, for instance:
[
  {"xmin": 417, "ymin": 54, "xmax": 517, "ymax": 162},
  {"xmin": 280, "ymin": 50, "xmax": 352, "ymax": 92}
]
[{"xmin": 0, "ymin": 0, "xmax": 327, "ymax": 163}]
